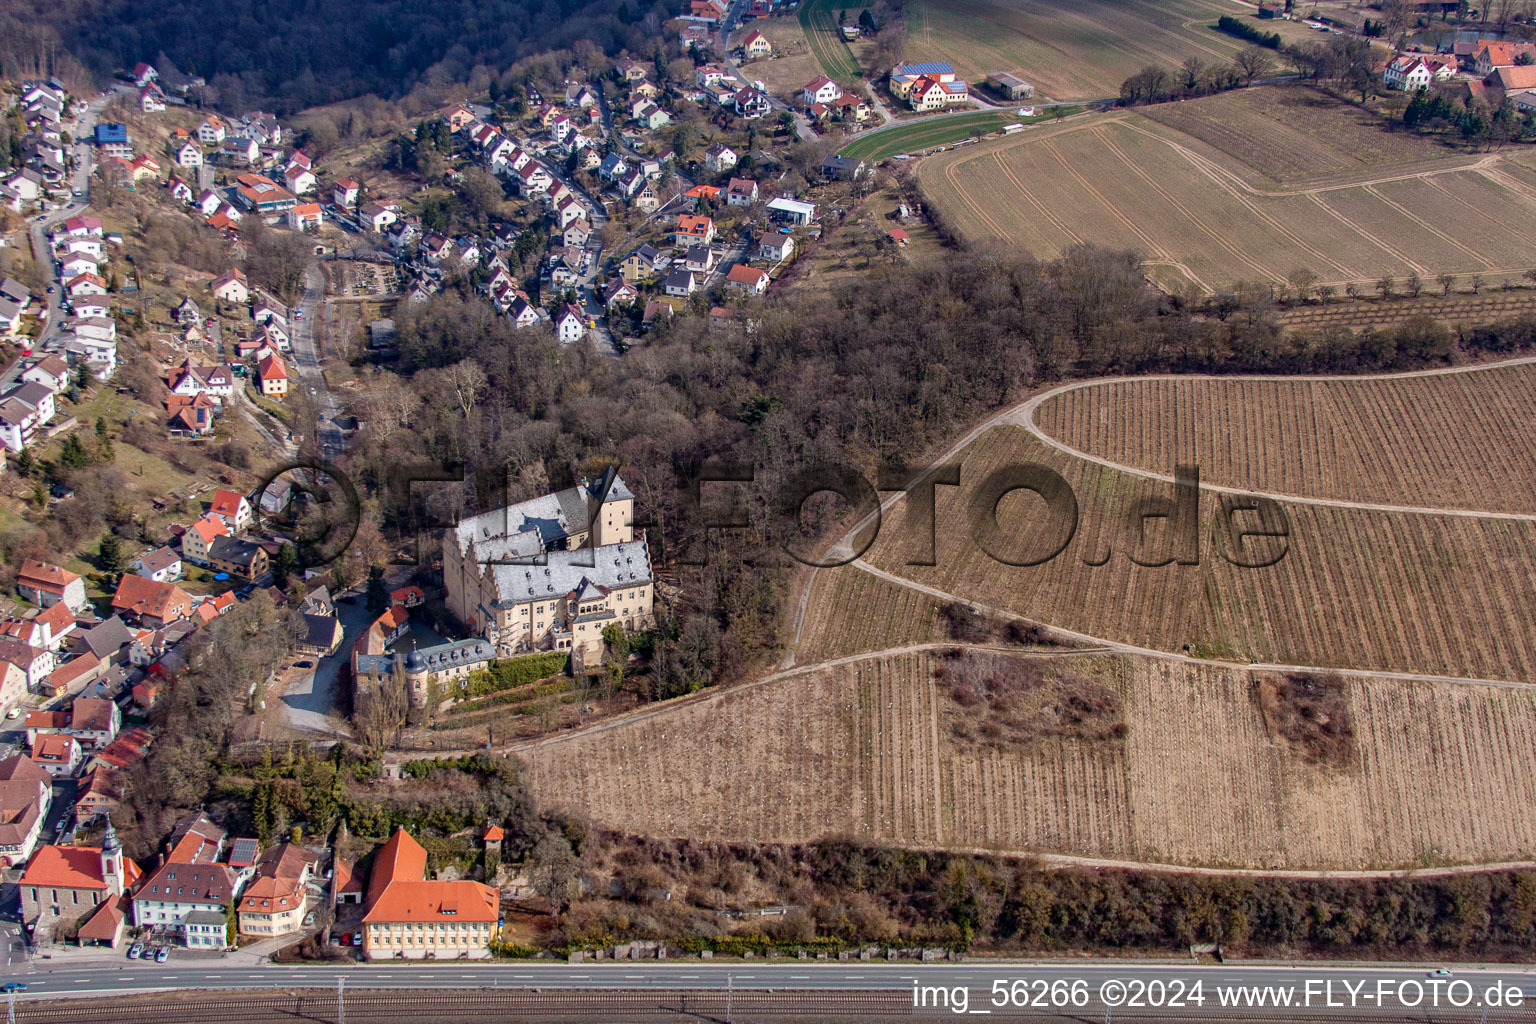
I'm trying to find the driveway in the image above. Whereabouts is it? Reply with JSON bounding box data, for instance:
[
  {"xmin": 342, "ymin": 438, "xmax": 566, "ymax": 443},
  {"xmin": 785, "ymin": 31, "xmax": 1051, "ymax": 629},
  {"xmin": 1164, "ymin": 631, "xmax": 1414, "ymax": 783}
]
[{"xmin": 278, "ymin": 595, "xmax": 376, "ymax": 733}]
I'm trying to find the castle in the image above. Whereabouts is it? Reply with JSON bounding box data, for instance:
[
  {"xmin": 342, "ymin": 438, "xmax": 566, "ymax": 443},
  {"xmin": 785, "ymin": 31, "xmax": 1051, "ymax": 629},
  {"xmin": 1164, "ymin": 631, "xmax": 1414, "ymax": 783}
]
[{"xmin": 443, "ymin": 475, "xmax": 654, "ymax": 669}]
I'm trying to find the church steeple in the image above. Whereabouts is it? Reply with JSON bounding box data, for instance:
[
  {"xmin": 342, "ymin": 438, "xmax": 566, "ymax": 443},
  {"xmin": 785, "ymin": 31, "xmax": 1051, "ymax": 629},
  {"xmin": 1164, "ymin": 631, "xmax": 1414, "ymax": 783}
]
[{"xmin": 100, "ymin": 817, "xmax": 123, "ymax": 897}]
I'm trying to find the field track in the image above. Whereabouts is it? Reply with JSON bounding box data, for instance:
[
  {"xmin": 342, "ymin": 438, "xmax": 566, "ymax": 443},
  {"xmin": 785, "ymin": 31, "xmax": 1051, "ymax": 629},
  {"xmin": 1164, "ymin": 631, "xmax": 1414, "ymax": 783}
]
[{"xmin": 797, "ymin": 0, "xmax": 861, "ymax": 80}]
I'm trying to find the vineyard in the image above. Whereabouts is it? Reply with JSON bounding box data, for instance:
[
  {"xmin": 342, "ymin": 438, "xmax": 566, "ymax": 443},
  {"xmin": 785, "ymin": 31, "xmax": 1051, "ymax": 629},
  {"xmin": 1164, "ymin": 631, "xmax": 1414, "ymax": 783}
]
[
  {"xmin": 860, "ymin": 423, "xmax": 1536, "ymax": 681},
  {"xmin": 522, "ymin": 648, "xmax": 1536, "ymax": 869},
  {"xmin": 1032, "ymin": 363, "xmax": 1536, "ymax": 513},
  {"xmin": 794, "ymin": 567, "xmax": 949, "ymax": 662},
  {"xmin": 1275, "ymin": 290, "xmax": 1536, "ymax": 331},
  {"xmin": 919, "ymin": 97, "xmax": 1536, "ymax": 293}
]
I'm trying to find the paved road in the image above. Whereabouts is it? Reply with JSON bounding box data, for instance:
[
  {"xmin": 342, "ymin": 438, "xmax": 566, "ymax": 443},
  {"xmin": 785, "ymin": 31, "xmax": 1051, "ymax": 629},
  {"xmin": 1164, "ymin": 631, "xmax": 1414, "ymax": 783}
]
[
  {"xmin": 25, "ymin": 87, "xmax": 122, "ymax": 367},
  {"xmin": 6, "ymin": 958, "xmax": 1536, "ymax": 1007},
  {"xmin": 286, "ymin": 263, "xmax": 343, "ymax": 457}
]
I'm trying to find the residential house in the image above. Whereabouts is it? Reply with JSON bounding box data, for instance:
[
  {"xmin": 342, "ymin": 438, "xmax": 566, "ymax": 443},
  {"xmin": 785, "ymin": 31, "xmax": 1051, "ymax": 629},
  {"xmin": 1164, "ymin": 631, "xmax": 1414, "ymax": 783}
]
[
  {"xmin": 257, "ymin": 355, "xmax": 288, "ymax": 398},
  {"xmin": 237, "ymin": 844, "xmax": 316, "ymax": 937},
  {"xmin": 297, "ymin": 614, "xmax": 344, "ymax": 657},
  {"xmin": 109, "ymin": 576, "xmax": 194, "ymax": 629},
  {"xmin": 664, "ymin": 267, "xmax": 697, "ymax": 297},
  {"xmin": 211, "ymin": 268, "xmax": 249, "ymax": 304},
  {"xmin": 65, "ymin": 697, "xmax": 120, "ymax": 750},
  {"xmin": 22, "ymin": 355, "xmax": 71, "ymax": 394},
  {"xmin": 93, "ymin": 123, "xmax": 132, "ymax": 160},
  {"xmin": 555, "ymin": 304, "xmax": 587, "ymax": 344},
  {"xmin": 758, "ymin": 232, "xmax": 795, "ymax": 261},
  {"xmin": 1475, "ymin": 41, "xmax": 1536, "ymax": 75},
  {"xmin": 198, "ymin": 117, "xmax": 226, "ymax": 144},
  {"xmin": 704, "ymin": 144, "xmax": 738, "ymax": 174},
  {"xmin": 17, "ymin": 561, "xmax": 87, "ymax": 612},
  {"xmin": 0, "ymin": 755, "xmax": 51, "ymax": 867},
  {"xmin": 30, "ymin": 733, "xmax": 80, "ymax": 777},
  {"xmin": 361, "ymin": 828, "xmax": 498, "ymax": 959},
  {"xmin": 1489, "ymin": 65, "xmax": 1536, "ymax": 92},
  {"xmin": 133, "ymin": 547, "xmax": 183, "ymax": 583},
  {"xmin": 741, "ymin": 29, "xmax": 772, "ymax": 58},
  {"xmin": 602, "ymin": 279, "xmax": 638, "ymax": 308},
  {"xmin": 332, "ymin": 178, "xmax": 360, "ymax": 208},
  {"xmin": 166, "ymin": 393, "xmax": 216, "ymax": 437},
  {"xmin": 683, "ymin": 245, "xmax": 715, "ymax": 273},
  {"xmin": 283, "ymin": 162, "xmax": 317, "ymax": 196},
  {"xmin": 360, "ymin": 202, "xmax": 398, "ymax": 232},
  {"xmin": 233, "ymin": 173, "xmax": 295, "ymax": 215},
  {"xmin": 66, "ymin": 273, "xmax": 107, "ymax": 298},
  {"xmin": 821, "ymin": 154, "xmax": 867, "ymax": 181},
  {"xmin": 221, "ymin": 137, "xmax": 260, "ymax": 165},
  {"xmin": 1384, "ymin": 54, "xmax": 1454, "ymax": 90},
  {"xmin": 726, "ymin": 177, "xmax": 759, "ymax": 207},
  {"xmin": 287, "ymin": 202, "xmax": 322, "ymax": 231},
  {"xmin": 133, "ymin": 857, "xmax": 238, "ymax": 948},
  {"xmin": 908, "ymin": 74, "xmax": 970, "ymax": 110},
  {"xmin": 180, "ymin": 515, "xmax": 229, "ymax": 564},
  {"xmin": 733, "ymin": 88, "xmax": 772, "ymax": 119},
  {"xmin": 74, "ymin": 768, "xmax": 121, "ymax": 822},
  {"xmin": 801, "ymin": 76, "xmax": 843, "ymax": 106},
  {"xmin": 620, "ymin": 244, "xmax": 665, "ymax": 283},
  {"xmin": 673, "ymin": 214, "xmax": 716, "ymax": 247},
  {"xmin": 208, "ymin": 489, "xmax": 253, "ymax": 533},
  {"xmin": 206, "ymin": 536, "xmax": 268, "ymax": 581}
]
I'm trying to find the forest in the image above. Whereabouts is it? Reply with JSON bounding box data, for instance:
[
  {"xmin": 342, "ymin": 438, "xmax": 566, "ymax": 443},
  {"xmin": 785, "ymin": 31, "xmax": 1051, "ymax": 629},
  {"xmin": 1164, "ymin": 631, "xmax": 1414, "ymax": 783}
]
[{"xmin": 10, "ymin": 0, "xmax": 672, "ymax": 111}]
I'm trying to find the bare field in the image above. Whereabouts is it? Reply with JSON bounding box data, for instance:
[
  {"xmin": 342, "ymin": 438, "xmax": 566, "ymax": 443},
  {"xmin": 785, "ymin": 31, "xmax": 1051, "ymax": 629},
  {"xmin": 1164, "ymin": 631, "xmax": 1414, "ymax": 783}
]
[
  {"xmin": 1034, "ymin": 363, "xmax": 1536, "ymax": 514},
  {"xmin": 906, "ymin": 0, "xmax": 1321, "ymax": 101},
  {"xmin": 742, "ymin": 17, "xmax": 827, "ymax": 104},
  {"xmin": 523, "ymin": 648, "xmax": 1536, "ymax": 869},
  {"xmin": 920, "ymin": 91, "xmax": 1536, "ymax": 292},
  {"xmin": 795, "ymin": 568, "xmax": 948, "ymax": 662},
  {"xmin": 1276, "ymin": 291, "xmax": 1536, "ymax": 332},
  {"xmin": 861, "ymin": 424, "xmax": 1536, "ymax": 681}
]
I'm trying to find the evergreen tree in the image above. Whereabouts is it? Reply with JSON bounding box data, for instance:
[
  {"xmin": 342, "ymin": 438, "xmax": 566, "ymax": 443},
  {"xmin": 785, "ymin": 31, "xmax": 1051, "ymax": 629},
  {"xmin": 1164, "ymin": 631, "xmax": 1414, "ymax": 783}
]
[
  {"xmin": 272, "ymin": 542, "xmax": 298, "ymax": 588},
  {"xmin": 365, "ymin": 564, "xmax": 389, "ymax": 614},
  {"xmin": 60, "ymin": 433, "xmax": 90, "ymax": 468},
  {"xmin": 98, "ymin": 533, "xmax": 124, "ymax": 573}
]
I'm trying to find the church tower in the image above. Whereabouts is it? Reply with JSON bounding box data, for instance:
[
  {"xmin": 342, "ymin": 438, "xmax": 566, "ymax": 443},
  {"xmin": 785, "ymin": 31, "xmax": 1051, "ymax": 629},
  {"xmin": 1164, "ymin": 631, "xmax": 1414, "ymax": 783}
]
[{"xmin": 99, "ymin": 818, "xmax": 124, "ymax": 897}]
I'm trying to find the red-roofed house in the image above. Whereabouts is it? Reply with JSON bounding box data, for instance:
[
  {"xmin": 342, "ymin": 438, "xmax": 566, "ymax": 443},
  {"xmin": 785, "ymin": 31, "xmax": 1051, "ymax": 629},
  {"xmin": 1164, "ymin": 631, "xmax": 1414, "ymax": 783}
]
[
  {"xmin": 16, "ymin": 561, "xmax": 87, "ymax": 612},
  {"xmin": 181, "ymin": 514, "xmax": 229, "ymax": 563},
  {"xmin": 110, "ymin": 575, "xmax": 194, "ymax": 629},
  {"xmin": 29, "ymin": 733, "xmax": 80, "ymax": 776},
  {"xmin": 725, "ymin": 264, "xmax": 770, "ymax": 295},
  {"xmin": 208, "ymin": 489, "xmax": 253, "ymax": 533},
  {"xmin": 257, "ymin": 355, "xmax": 288, "ymax": 398},
  {"xmin": 362, "ymin": 828, "xmax": 498, "ymax": 959},
  {"xmin": 672, "ymin": 214, "xmax": 715, "ymax": 247}
]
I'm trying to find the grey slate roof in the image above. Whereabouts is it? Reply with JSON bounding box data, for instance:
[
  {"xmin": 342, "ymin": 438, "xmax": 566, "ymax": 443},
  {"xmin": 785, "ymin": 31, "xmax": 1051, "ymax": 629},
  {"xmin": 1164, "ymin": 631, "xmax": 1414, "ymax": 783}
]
[
  {"xmin": 489, "ymin": 540, "xmax": 650, "ymax": 607},
  {"xmin": 79, "ymin": 616, "xmax": 134, "ymax": 660}
]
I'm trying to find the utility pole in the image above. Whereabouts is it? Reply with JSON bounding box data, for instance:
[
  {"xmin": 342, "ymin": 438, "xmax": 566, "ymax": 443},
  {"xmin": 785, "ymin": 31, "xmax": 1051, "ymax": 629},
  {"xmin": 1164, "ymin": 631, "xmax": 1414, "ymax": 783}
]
[
  {"xmin": 8, "ymin": 985, "xmax": 15, "ymax": 1024},
  {"xmin": 337, "ymin": 977, "xmax": 345, "ymax": 1024},
  {"xmin": 727, "ymin": 973, "xmax": 733, "ymax": 1024}
]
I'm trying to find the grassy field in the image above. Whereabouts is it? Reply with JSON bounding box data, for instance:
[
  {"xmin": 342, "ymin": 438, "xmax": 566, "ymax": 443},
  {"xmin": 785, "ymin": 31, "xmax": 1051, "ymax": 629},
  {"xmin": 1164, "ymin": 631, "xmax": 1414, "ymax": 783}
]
[
  {"xmin": 838, "ymin": 108, "xmax": 1077, "ymax": 160},
  {"xmin": 798, "ymin": 0, "xmax": 862, "ymax": 81},
  {"xmin": 905, "ymin": 0, "xmax": 1323, "ymax": 100},
  {"xmin": 1034, "ymin": 361, "xmax": 1536, "ymax": 515},
  {"xmin": 523, "ymin": 647, "xmax": 1536, "ymax": 869},
  {"xmin": 859, "ymin": 422, "xmax": 1536, "ymax": 682},
  {"xmin": 920, "ymin": 89, "xmax": 1536, "ymax": 293}
]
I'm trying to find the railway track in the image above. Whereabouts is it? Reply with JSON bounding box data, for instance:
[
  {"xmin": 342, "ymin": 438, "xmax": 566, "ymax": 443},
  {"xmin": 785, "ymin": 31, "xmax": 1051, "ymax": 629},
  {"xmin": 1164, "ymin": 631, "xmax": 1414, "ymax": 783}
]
[{"xmin": 11, "ymin": 988, "xmax": 1536, "ymax": 1024}]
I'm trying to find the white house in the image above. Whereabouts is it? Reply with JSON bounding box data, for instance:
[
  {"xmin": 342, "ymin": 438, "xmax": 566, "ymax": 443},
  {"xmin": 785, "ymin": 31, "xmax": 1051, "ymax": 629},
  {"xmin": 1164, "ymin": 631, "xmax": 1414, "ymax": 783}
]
[
  {"xmin": 704, "ymin": 144, "xmax": 737, "ymax": 174},
  {"xmin": 555, "ymin": 305, "xmax": 587, "ymax": 343},
  {"xmin": 211, "ymin": 269, "xmax": 249, "ymax": 304},
  {"xmin": 801, "ymin": 76, "xmax": 843, "ymax": 106}
]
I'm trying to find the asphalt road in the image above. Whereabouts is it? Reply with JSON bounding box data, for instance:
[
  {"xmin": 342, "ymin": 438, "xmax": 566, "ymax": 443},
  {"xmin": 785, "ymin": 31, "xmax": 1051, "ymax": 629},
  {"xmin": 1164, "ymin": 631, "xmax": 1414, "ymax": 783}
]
[
  {"xmin": 6, "ymin": 958, "xmax": 1536, "ymax": 1006},
  {"xmin": 286, "ymin": 263, "xmax": 343, "ymax": 457},
  {"xmin": 24, "ymin": 87, "xmax": 122, "ymax": 368}
]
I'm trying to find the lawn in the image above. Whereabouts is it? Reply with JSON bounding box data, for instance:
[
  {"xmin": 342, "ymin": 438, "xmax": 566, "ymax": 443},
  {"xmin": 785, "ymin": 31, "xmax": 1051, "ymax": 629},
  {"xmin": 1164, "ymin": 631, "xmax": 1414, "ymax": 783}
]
[{"xmin": 838, "ymin": 108, "xmax": 1075, "ymax": 161}]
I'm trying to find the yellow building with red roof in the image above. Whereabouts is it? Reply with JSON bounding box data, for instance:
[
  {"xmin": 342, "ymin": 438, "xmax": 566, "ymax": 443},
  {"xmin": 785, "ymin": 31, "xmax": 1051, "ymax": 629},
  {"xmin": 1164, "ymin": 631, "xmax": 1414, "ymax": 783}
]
[{"xmin": 361, "ymin": 828, "xmax": 498, "ymax": 959}]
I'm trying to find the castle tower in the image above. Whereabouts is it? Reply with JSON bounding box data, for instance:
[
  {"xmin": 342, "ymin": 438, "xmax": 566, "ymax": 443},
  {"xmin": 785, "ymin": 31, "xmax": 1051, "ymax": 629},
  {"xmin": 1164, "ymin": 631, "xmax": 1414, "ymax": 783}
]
[
  {"xmin": 99, "ymin": 817, "xmax": 124, "ymax": 897},
  {"xmin": 403, "ymin": 648, "xmax": 430, "ymax": 713}
]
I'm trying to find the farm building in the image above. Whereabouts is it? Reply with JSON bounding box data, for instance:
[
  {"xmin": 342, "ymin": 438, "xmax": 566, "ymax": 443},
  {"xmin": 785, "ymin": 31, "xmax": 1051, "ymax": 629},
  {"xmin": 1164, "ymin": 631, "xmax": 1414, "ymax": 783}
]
[{"xmin": 986, "ymin": 72, "xmax": 1035, "ymax": 99}]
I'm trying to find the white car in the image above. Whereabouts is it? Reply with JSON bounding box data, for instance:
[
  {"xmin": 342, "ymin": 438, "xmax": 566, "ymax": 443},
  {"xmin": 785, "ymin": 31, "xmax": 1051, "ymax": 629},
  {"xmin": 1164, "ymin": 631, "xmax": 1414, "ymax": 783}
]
[{"xmin": 1428, "ymin": 968, "xmax": 1453, "ymax": 977}]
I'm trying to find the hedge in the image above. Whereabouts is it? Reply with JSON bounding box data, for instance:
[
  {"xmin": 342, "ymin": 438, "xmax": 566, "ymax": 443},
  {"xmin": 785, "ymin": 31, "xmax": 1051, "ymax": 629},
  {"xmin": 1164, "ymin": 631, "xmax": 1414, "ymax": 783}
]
[
  {"xmin": 458, "ymin": 651, "xmax": 570, "ymax": 699},
  {"xmin": 1213, "ymin": 15, "xmax": 1281, "ymax": 48}
]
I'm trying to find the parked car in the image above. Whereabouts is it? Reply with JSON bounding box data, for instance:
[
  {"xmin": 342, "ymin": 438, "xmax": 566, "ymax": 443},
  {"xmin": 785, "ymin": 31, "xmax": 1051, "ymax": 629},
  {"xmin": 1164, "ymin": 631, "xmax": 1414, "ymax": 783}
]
[
  {"xmin": 127, "ymin": 943, "xmax": 142, "ymax": 959},
  {"xmin": 155, "ymin": 947, "xmax": 169, "ymax": 963},
  {"xmin": 295, "ymin": 660, "xmax": 314, "ymax": 669}
]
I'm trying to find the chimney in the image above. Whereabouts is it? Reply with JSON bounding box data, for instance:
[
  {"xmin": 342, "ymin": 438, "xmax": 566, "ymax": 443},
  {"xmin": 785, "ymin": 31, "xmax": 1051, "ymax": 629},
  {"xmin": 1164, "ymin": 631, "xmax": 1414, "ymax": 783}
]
[{"xmin": 158, "ymin": 852, "xmax": 165, "ymax": 867}]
